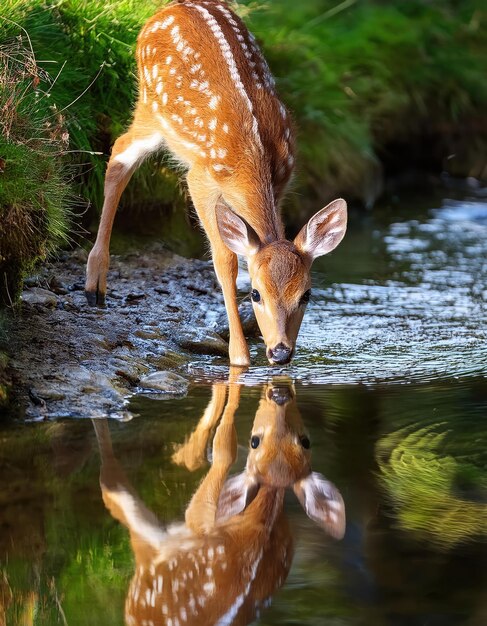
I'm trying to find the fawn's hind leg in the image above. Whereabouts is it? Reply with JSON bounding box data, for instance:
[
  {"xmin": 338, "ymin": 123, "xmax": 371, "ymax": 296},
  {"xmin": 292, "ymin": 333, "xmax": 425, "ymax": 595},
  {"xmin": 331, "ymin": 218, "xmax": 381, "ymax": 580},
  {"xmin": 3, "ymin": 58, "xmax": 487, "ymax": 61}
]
[{"xmin": 85, "ymin": 119, "xmax": 164, "ymax": 306}]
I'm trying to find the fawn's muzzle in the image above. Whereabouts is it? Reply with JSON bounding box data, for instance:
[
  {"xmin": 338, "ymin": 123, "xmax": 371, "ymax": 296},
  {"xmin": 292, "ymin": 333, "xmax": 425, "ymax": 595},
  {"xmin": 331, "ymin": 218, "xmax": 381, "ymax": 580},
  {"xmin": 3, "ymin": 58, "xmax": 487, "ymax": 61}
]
[{"xmin": 268, "ymin": 343, "xmax": 293, "ymax": 365}]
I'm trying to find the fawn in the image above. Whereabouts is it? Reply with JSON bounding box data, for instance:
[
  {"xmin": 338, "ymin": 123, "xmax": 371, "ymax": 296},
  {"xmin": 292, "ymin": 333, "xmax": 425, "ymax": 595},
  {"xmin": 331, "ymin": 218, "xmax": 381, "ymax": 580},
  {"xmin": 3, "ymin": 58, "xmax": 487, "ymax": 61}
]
[
  {"xmin": 85, "ymin": 0, "xmax": 348, "ymax": 365},
  {"xmin": 93, "ymin": 377, "xmax": 345, "ymax": 625}
]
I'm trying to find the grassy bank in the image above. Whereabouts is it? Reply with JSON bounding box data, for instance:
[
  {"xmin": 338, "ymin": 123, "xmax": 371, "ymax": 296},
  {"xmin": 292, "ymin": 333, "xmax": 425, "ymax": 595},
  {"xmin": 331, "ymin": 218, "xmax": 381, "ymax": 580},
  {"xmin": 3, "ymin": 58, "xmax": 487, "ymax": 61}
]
[
  {"xmin": 0, "ymin": 0, "xmax": 486, "ymax": 302},
  {"xmin": 0, "ymin": 34, "xmax": 72, "ymax": 304}
]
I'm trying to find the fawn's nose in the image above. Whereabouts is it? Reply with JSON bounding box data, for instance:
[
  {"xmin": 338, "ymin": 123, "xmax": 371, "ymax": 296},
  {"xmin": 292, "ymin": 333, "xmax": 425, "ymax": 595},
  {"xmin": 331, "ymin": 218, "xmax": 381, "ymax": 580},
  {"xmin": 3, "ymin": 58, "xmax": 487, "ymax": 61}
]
[{"xmin": 268, "ymin": 343, "xmax": 293, "ymax": 365}]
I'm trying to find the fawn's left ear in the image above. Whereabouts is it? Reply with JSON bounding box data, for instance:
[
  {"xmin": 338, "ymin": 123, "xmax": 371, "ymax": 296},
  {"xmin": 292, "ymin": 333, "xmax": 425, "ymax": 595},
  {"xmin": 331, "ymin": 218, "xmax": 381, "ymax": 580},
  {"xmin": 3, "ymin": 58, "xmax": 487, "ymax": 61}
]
[
  {"xmin": 216, "ymin": 199, "xmax": 261, "ymax": 257},
  {"xmin": 294, "ymin": 198, "xmax": 347, "ymax": 263},
  {"xmin": 293, "ymin": 472, "xmax": 346, "ymax": 539}
]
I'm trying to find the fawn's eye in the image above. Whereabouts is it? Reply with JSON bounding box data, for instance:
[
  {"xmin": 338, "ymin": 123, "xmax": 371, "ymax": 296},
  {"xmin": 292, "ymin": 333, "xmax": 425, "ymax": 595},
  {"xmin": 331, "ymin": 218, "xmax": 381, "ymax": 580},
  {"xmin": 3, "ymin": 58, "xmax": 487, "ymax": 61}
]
[
  {"xmin": 300, "ymin": 289, "xmax": 311, "ymax": 305},
  {"xmin": 300, "ymin": 436, "xmax": 311, "ymax": 449},
  {"xmin": 251, "ymin": 289, "xmax": 261, "ymax": 303},
  {"xmin": 250, "ymin": 435, "xmax": 260, "ymax": 448}
]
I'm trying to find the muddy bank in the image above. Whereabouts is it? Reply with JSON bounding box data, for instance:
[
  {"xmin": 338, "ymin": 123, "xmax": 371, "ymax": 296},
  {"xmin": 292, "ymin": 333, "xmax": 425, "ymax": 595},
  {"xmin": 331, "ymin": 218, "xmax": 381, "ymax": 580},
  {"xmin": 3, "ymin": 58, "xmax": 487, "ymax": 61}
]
[{"xmin": 2, "ymin": 245, "xmax": 257, "ymax": 420}]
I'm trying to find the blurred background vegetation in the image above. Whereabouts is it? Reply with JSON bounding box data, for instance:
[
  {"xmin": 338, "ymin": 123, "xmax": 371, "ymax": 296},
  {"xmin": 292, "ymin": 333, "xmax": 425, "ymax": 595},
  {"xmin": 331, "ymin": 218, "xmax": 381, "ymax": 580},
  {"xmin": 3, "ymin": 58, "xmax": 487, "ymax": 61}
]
[{"xmin": 0, "ymin": 0, "xmax": 486, "ymax": 303}]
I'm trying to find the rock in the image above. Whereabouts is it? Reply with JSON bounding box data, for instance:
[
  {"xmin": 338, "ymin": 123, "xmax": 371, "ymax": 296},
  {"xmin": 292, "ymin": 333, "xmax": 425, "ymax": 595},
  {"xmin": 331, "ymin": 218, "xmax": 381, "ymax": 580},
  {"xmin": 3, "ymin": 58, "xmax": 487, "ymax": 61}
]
[
  {"xmin": 46, "ymin": 276, "xmax": 68, "ymax": 295},
  {"xmin": 21, "ymin": 287, "xmax": 58, "ymax": 308},
  {"xmin": 175, "ymin": 329, "xmax": 228, "ymax": 356},
  {"xmin": 215, "ymin": 301, "xmax": 260, "ymax": 340},
  {"xmin": 134, "ymin": 328, "xmax": 165, "ymax": 340},
  {"xmin": 125, "ymin": 292, "xmax": 146, "ymax": 303},
  {"xmin": 24, "ymin": 366, "xmax": 126, "ymax": 420},
  {"xmin": 139, "ymin": 371, "xmax": 189, "ymax": 395}
]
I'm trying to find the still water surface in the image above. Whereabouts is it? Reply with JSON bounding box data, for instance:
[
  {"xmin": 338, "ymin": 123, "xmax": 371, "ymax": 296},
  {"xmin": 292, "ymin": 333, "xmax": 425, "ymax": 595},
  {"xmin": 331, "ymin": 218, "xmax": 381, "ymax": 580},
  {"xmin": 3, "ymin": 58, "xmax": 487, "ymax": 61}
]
[{"xmin": 1, "ymin": 194, "xmax": 486, "ymax": 625}]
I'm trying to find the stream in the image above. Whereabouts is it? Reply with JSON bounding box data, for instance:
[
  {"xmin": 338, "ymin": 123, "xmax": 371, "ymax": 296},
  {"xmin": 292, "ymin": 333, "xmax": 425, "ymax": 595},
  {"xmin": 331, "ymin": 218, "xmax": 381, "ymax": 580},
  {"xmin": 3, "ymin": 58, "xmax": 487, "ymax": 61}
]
[{"xmin": 1, "ymin": 193, "xmax": 486, "ymax": 625}]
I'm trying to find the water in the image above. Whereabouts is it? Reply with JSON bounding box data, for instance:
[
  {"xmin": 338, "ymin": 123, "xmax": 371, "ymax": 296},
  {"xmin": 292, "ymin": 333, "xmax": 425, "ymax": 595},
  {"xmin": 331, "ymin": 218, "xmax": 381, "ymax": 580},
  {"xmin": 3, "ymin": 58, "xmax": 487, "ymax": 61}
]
[{"xmin": 1, "ymin": 195, "xmax": 486, "ymax": 625}]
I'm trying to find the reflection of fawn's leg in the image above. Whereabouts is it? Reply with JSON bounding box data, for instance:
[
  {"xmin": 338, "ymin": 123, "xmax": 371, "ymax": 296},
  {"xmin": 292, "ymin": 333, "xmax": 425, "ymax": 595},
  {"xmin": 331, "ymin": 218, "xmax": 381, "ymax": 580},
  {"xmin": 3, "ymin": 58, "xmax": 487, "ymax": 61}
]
[
  {"xmin": 92, "ymin": 419, "xmax": 165, "ymax": 550},
  {"xmin": 172, "ymin": 383, "xmax": 227, "ymax": 471},
  {"xmin": 185, "ymin": 382, "xmax": 241, "ymax": 534}
]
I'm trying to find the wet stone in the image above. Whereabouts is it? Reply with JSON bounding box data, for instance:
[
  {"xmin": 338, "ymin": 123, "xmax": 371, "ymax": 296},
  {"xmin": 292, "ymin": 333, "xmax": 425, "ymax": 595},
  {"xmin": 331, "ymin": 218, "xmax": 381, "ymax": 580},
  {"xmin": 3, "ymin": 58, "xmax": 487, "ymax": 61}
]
[
  {"xmin": 139, "ymin": 371, "xmax": 189, "ymax": 395},
  {"xmin": 149, "ymin": 350, "xmax": 190, "ymax": 369},
  {"xmin": 175, "ymin": 329, "xmax": 228, "ymax": 356},
  {"xmin": 215, "ymin": 301, "xmax": 259, "ymax": 340}
]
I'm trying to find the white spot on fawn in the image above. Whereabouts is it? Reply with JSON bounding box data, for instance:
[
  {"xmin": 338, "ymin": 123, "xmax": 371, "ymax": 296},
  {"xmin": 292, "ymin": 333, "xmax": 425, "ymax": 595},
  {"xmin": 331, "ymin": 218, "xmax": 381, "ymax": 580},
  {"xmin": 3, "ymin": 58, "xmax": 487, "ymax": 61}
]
[
  {"xmin": 161, "ymin": 15, "xmax": 175, "ymax": 30},
  {"xmin": 114, "ymin": 133, "xmax": 162, "ymax": 167},
  {"xmin": 203, "ymin": 581, "xmax": 215, "ymax": 595},
  {"xmin": 192, "ymin": 4, "xmax": 262, "ymax": 150}
]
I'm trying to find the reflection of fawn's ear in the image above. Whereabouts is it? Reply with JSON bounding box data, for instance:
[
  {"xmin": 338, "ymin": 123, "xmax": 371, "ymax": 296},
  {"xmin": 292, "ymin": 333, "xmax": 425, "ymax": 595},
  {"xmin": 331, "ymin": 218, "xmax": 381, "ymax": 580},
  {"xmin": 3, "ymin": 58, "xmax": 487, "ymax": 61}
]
[
  {"xmin": 216, "ymin": 471, "xmax": 259, "ymax": 522},
  {"xmin": 293, "ymin": 472, "xmax": 346, "ymax": 539}
]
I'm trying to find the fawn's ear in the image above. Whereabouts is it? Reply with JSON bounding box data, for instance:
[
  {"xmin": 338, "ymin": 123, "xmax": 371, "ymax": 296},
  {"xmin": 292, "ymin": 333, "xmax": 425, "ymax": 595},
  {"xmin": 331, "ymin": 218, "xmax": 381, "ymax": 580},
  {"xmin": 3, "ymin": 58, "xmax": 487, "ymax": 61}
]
[
  {"xmin": 294, "ymin": 199, "xmax": 347, "ymax": 263},
  {"xmin": 293, "ymin": 472, "xmax": 346, "ymax": 539},
  {"xmin": 216, "ymin": 471, "xmax": 259, "ymax": 521},
  {"xmin": 216, "ymin": 200, "xmax": 261, "ymax": 257}
]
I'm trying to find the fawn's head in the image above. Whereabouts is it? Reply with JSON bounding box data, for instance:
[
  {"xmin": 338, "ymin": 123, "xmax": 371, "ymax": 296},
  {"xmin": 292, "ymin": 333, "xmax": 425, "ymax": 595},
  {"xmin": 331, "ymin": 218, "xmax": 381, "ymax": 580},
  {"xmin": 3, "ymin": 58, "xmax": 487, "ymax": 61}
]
[
  {"xmin": 217, "ymin": 382, "xmax": 345, "ymax": 539},
  {"xmin": 217, "ymin": 199, "xmax": 347, "ymax": 365}
]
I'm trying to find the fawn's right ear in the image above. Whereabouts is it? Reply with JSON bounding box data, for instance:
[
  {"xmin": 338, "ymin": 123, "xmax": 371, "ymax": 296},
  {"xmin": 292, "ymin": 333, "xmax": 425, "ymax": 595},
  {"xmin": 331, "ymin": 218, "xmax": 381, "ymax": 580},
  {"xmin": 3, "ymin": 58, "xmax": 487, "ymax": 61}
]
[
  {"xmin": 293, "ymin": 472, "xmax": 346, "ymax": 539},
  {"xmin": 216, "ymin": 200, "xmax": 261, "ymax": 257},
  {"xmin": 216, "ymin": 471, "xmax": 259, "ymax": 521},
  {"xmin": 294, "ymin": 198, "xmax": 347, "ymax": 264}
]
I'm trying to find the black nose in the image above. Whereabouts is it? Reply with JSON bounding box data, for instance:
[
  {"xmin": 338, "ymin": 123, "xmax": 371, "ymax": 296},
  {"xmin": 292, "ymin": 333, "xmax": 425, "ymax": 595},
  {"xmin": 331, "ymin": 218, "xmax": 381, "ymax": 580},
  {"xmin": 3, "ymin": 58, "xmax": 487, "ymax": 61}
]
[{"xmin": 269, "ymin": 343, "xmax": 292, "ymax": 365}]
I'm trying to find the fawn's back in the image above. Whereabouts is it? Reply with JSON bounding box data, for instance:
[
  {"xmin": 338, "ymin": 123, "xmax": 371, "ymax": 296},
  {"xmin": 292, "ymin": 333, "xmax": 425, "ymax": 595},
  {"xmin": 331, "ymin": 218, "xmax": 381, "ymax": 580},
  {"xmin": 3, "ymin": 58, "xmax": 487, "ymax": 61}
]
[{"xmin": 134, "ymin": 0, "xmax": 294, "ymax": 202}]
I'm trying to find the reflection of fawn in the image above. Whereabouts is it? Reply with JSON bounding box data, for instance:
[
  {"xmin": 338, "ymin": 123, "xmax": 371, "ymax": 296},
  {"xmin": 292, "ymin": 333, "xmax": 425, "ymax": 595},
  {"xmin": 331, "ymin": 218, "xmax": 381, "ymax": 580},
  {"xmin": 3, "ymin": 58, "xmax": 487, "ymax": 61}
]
[{"xmin": 94, "ymin": 380, "xmax": 345, "ymax": 625}]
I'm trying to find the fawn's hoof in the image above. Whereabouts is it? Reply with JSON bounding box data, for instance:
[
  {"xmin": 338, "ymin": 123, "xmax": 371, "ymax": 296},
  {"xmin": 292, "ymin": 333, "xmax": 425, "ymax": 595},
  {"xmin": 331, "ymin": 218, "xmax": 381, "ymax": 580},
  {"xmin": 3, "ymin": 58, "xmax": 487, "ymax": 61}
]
[{"xmin": 85, "ymin": 288, "xmax": 106, "ymax": 307}]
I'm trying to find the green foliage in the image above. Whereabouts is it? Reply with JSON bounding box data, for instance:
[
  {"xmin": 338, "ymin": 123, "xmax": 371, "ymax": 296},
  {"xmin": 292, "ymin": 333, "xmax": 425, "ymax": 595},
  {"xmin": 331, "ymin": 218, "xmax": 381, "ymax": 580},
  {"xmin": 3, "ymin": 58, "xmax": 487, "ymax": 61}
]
[
  {"xmin": 3, "ymin": 0, "xmax": 486, "ymax": 221},
  {"xmin": 243, "ymin": 0, "xmax": 487, "ymax": 206},
  {"xmin": 0, "ymin": 0, "xmax": 486, "ymax": 301}
]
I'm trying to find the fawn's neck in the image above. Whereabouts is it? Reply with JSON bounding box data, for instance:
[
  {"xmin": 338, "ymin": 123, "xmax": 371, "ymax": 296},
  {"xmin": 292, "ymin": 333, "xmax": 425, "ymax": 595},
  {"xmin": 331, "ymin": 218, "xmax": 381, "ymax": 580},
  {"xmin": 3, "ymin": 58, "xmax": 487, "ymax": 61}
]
[{"xmin": 221, "ymin": 162, "xmax": 286, "ymax": 244}]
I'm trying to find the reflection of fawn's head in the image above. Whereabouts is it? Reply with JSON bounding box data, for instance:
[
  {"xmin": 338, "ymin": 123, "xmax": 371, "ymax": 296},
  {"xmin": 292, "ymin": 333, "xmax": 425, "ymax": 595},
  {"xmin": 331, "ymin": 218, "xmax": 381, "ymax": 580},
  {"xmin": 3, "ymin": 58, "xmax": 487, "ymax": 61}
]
[
  {"xmin": 217, "ymin": 383, "xmax": 345, "ymax": 539},
  {"xmin": 95, "ymin": 380, "xmax": 345, "ymax": 626}
]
